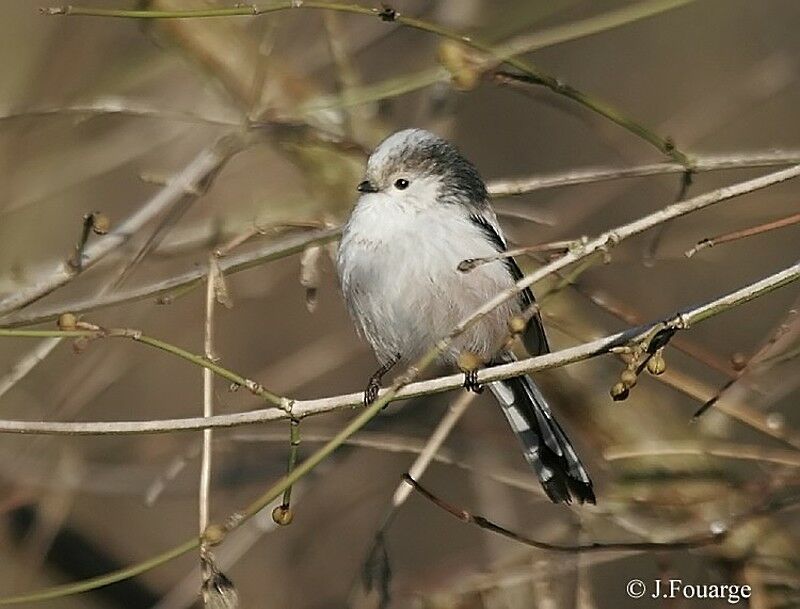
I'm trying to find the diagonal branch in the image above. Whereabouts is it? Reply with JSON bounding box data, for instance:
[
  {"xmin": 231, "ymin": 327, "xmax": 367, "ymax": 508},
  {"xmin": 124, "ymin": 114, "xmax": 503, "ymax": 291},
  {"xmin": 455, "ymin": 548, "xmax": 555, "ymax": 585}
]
[
  {"xmin": 45, "ymin": 1, "xmax": 692, "ymax": 164},
  {"xmin": 0, "ymin": 132, "xmax": 248, "ymax": 317},
  {"xmin": 0, "ymin": 227, "xmax": 341, "ymax": 328}
]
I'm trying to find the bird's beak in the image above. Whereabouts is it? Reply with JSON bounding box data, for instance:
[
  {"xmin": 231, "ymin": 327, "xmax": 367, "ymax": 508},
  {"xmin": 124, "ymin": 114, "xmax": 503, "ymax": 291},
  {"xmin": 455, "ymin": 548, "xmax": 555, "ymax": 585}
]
[{"xmin": 357, "ymin": 180, "xmax": 378, "ymax": 193}]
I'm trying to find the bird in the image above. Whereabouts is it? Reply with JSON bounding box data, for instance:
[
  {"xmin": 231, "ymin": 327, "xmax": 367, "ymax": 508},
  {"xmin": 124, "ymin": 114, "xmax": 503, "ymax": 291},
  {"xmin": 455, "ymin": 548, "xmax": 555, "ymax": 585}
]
[{"xmin": 336, "ymin": 128, "xmax": 595, "ymax": 504}]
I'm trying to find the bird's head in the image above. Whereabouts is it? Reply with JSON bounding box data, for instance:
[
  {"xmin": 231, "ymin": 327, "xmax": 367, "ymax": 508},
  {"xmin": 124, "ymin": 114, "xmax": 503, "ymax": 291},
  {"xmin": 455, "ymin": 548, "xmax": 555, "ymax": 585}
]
[{"xmin": 356, "ymin": 129, "xmax": 487, "ymax": 210}]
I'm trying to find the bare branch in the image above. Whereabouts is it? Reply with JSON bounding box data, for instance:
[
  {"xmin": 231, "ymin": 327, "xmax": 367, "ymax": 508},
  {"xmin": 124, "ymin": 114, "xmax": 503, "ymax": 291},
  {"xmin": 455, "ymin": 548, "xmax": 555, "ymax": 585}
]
[
  {"xmin": 487, "ymin": 151, "xmax": 800, "ymax": 196},
  {"xmin": 604, "ymin": 441, "xmax": 800, "ymax": 467},
  {"xmin": 685, "ymin": 211, "xmax": 800, "ymax": 257},
  {"xmin": 0, "ymin": 227, "xmax": 341, "ymax": 328},
  {"xmin": 0, "ymin": 259, "xmax": 796, "ymax": 436},
  {"xmin": 0, "ymin": 132, "xmax": 248, "ymax": 316},
  {"xmin": 404, "ymin": 475, "xmax": 726, "ymax": 552},
  {"xmin": 405, "ymin": 475, "xmax": 800, "ymax": 553},
  {"xmin": 44, "ymin": 1, "xmax": 692, "ymax": 164}
]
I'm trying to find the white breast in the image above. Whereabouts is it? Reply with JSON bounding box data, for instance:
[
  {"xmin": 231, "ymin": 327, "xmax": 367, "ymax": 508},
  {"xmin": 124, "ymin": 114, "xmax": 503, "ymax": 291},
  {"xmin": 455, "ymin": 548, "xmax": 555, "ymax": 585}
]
[{"xmin": 337, "ymin": 195, "xmax": 520, "ymax": 366}]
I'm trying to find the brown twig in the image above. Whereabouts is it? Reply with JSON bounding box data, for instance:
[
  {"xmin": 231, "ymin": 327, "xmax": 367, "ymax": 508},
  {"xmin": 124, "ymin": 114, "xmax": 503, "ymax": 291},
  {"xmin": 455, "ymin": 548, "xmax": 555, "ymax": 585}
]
[
  {"xmin": 403, "ymin": 474, "xmax": 725, "ymax": 553},
  {"xmin": 0, "ymin": 132, "xmax": 248, "ymax": 316},
  {"xmin": 685, "ymin": 211, "xmax": 800, "ymax": 258}
]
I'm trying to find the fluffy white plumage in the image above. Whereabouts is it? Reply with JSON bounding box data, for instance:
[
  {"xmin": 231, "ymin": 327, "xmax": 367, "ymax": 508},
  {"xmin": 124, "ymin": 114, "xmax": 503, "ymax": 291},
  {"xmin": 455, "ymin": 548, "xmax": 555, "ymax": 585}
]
[
  {"xmin": 336, "ymin": 128, "xmax": 595, "ymax": 504},
  {"xmin": 337, "ymin": 129, "xmax": 519, "ymax": 366}
]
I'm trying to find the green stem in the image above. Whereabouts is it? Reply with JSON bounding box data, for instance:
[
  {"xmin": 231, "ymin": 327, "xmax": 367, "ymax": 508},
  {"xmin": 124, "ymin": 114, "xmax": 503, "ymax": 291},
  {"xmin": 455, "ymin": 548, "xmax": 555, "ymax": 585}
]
[
  {"xmin": 46, "ymin": 1, "xmax": 692, "ymax": 165},
  {"xmin": 280, "ymin": 418, "xmax": 301, "ymax": 509},
  {"xmin": 0, "ymin": 538, "xmax": 199, "ymax": 605},
  {"xmin": 0, "ymin": 328, "xmax": 283, "ymax": 407}
]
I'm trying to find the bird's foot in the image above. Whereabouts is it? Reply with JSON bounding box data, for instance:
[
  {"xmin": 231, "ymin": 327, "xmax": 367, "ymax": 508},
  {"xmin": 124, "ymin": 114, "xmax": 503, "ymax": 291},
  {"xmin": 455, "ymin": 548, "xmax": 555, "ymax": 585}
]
[
  {"xmin": 463, "ymin": 370, "xmax": 484, "ymax": 393},
  {"xmin": 364, "ymin": 377, "xmax": 381, "ymax": 406},
  {"xmin": 363, "ymin": 354, "xmax": 400, "ymax": 407}
]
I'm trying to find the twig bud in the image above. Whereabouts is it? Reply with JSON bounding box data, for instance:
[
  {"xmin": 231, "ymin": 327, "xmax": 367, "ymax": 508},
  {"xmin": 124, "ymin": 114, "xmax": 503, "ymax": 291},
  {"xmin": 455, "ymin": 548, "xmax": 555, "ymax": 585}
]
[
  {"xmin": 202, "ymin": 524, "xmax": 227, "ymax": 546},
  {"xmin": 610, "ymin": 382, "xmax": 629, "ymax": 401},
  {"xmin": 646, "ymin": 353, "xmax": 666, "ymax": 375},
  {"xmin": 620, "ymin": 368, "xmax": 638, "ymax": 388},
  {"xmin": 91, "ymin": 212, "xmax": 110, "ymax": 235},
  {"xmin": 437, "ymin": 40, "xmax": 481, "ymax": 91},
  {"xmin": 57, "ymin": 312, "xmax": 78, "ymax": 331},
  {"xmin": 272, "ymin": 505, "xmax": 294, "ymax": 526},
  {"xmin": 731, "ymin": 352, "xmax": 748, "ymax": 371}
]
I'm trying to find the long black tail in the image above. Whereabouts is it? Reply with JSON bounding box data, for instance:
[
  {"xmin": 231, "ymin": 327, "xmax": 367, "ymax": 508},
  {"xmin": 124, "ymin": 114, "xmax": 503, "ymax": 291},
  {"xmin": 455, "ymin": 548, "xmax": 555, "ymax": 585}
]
[{"xmin": 489, "ymin": 353, "xmax": 595, "ymax": 504}]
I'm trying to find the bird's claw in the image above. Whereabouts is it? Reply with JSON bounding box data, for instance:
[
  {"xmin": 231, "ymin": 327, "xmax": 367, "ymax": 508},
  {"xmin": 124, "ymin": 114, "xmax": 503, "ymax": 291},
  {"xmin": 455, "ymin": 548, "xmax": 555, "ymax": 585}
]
[
  {"xmin": 364, "ymin": 378, "xmax": 381, "ymax": 406},
  {"xmin": 463, "ymin": 370, "xmax": 483, "ymax": 393}
]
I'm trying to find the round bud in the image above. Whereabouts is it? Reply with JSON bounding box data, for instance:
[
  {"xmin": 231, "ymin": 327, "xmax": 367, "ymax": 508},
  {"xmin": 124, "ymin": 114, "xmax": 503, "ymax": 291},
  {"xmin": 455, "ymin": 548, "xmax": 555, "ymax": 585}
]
[
  {"xmin": 437, "ymin": 40, "xmax": 480, "ymax": 91},
  {"xmin": 731, "ymin": 352, "xmax": 748, "ymax": 371},
  {"xmin": 646, "ymin": 354, "xmax": 666, "ymax": 376},
  {"xmin": 91, "ymin": 212, "xmax": 110, "ymax": 235},
  {"xmin": 507, "ymin": 315, "xmax": 527, "ymax": 336},
  {"xmin": 272, "ymin": 506, "xmax": 294, "ymax": 526},
  {"xmin": 610, "ymin": 382, "xmax": 629, "ymax": 401},
  {"xmin": 58, "ymin": 312, "xmax": 78, "ymax": 331},
  {"xmin": 620, "ymin": 369, "xmax": 638, "ymax": 388},
  {"xmin": 457, "ymin": 351, "xmax": 481, "ymax": 373},
  {"xmin": 203, "ymin": 523, "xmax": 227, "ymax": 545}
]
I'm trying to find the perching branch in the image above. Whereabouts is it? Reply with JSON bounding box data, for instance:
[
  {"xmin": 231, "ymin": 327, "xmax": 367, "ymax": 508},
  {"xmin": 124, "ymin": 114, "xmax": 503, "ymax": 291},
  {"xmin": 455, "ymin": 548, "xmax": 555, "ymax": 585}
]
[
  {"xmin": 0, "ymin": 166, "xmax": 798, "ymax": 603},
  {"xmin": 0, "ymin": 259, "xmax": 796, "ymax": 436}
]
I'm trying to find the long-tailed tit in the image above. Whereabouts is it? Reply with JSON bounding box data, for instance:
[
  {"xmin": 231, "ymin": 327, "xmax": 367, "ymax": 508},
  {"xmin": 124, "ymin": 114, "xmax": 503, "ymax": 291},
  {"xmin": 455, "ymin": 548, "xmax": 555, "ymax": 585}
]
[{"xmin": 336, "ymin": 129, "xmax": 595, "ymax": 504}]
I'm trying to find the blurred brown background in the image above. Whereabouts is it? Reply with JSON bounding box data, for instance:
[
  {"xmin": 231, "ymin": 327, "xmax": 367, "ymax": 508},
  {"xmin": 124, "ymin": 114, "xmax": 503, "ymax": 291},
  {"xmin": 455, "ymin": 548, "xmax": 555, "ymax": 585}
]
[{"xmin": 0, "ymin": 1, "xmax": 798, "ymax": 608}]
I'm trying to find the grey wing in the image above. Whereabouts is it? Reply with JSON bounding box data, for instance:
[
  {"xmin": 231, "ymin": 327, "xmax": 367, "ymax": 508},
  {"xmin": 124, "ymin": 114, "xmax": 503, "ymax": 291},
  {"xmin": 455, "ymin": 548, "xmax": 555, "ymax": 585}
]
[{"xmin": 467, "ymin": 207, "xmax": 550, "ymax": 357}]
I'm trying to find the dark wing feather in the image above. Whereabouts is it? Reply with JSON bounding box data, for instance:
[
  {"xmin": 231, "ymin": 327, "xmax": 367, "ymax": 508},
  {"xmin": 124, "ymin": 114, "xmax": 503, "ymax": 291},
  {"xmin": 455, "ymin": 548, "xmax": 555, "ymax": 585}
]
[{"xmin": 468, "ymin": 214, "xmax": 550, "ymax": 356}]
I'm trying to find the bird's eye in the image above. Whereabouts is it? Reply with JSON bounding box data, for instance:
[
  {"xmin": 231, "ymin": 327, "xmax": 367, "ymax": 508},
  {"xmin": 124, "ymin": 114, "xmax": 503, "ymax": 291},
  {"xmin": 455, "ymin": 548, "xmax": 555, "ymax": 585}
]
[{"xmin": 394, "ymin": 178, "xmax": 410, "ymax": 190}]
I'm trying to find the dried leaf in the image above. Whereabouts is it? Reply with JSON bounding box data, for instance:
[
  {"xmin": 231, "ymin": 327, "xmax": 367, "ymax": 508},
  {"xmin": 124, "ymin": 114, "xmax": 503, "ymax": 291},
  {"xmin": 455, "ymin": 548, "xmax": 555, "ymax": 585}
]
[
  {"xmin": 209, "ymin": 256, "xmax": 234, "ymax": 309},
  {"xmin": 300, "ymin": 244, "xmax": 322, "ymax": 312}
]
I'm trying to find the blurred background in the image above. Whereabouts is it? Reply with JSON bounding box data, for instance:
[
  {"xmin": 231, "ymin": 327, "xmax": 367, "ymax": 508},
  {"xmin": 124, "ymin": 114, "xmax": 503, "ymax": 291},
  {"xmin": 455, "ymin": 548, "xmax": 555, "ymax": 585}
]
[{"xmin": 0, "ymin": 1, "xmax": 798, "ymax": 607}]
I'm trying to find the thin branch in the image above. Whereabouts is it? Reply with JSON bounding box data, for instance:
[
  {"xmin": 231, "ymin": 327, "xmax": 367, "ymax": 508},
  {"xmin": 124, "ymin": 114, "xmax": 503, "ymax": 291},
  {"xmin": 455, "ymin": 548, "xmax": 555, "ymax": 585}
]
[
  {"xmin": 0, "ymin": 132, "xmax": 248, "ymax": 316},
  {"xmin": 3, "ymin": 169, "xmax": 799, "ymax": 605},
  {"xmin": 604, "ymin": 441, "xmax": 800, "ymax": 468},
  {"xmin": 0, "ymin": 99, "xmax": 241, "ymax": 128},
  {"xmin": 406, "ymin": 476, "xmax": 800, "ymax": 554},
  {"xmin": 490, "ymin": 0, "xmax": 698, "ymax": 64},
  {"xmin": 486, "ymin": 151, "xmax": 800, "ymax": 196},
  {"xmin": 404, "ymin": 475, "xmax": 724, "ymax": 553},
  {"xmin": 0, "ymin": 337, "xmax": 62, "ymax": 400},
  {"xmin": 458, "ymin": 240, "xmax": 577, "ymax": 273},
  {"xmin": 0, "ymin": 327, "xmax": 284, "ymax": 408},
  {"xmin": 359, "ymin": 392, "xmax": 476, "ymax": 606},
  {"xmin": 0, "ymin": 538, "xmax": 200, "ymax": 605},
  {"xmin": 45, "ymin": 1, "xmax": 691, "ymax": 164},
  {"xmin": 0, "ymin": 227, "xmax": 341, "ymax": 328},
  {"xmin": 199, "ymin": 257, "xmax": 217, "ymax": 581},
  {"xmin": 685, "ymin": 211, "xmax": 800, "ymax": 257},
  {"xmin": 0, "ymin": 259, "xmax": 797, "ymax": 436}
]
